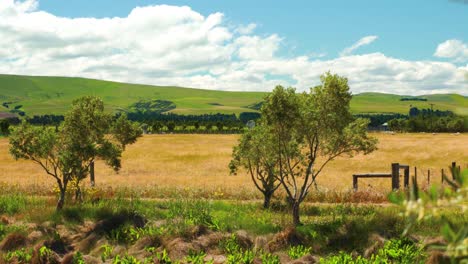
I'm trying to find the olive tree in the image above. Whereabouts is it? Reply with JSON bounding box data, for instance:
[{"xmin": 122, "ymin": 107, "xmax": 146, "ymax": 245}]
[
  {"xmin": 9, "ymin": 96, "xmax": 142, "ymax": 210},
  {"xmin": 261, "ymin": 73, "xmax": 377, "ymax": 225},
  {"xmin": 230, "ymin": 125, "xmax": 280, "ymax": 208}
]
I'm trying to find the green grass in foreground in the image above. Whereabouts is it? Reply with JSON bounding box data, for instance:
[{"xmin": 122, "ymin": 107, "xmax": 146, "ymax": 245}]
[
  {"xmin": 0, "ymin": 74, "xmax": 467, "ymax": 116},
  {"xmin": 1, "ymin": 193, "xmax": 465, "ymax": 243}
]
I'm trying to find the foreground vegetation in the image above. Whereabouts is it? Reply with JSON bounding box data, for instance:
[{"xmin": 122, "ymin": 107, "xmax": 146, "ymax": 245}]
[{"xmin": 0, "ymin": 193, "xmax": 465, "ymax": 263}]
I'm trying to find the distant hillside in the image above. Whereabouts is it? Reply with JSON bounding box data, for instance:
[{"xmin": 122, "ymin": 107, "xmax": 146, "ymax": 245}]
[
  {"xmin": 351, "ymin": 92, "xmax": 468, "ymax": 116},
  {"xmin": 0, "ymin": 74, "xmax": 467, "ymax": 116}
]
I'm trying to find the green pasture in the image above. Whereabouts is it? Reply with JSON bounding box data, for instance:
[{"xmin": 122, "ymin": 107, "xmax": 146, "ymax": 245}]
[{"xmin": 0, "ymin": 74, "xmax": 467, "ymax": 116}]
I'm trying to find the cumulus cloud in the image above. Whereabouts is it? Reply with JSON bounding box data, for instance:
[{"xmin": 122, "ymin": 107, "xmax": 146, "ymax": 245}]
[
  {"xmin": 236, "ymin": 23, "xmax": 257, "ymax": 35},
  {"xmin": 340, "ymin": 35, "xmax": 378, "ymax": 57},
  {"xmin": 434, "ymin": 39, "xmax": 468, "ymax": 62},
  {"xmin": 0, "ymin": 1, "xmax": 467, "ymax": 95}
]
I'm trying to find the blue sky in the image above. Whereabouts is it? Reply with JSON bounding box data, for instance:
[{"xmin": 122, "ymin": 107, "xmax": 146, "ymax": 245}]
[
  {"xmin": 36, "ymin": 0, "xmax": 468, "ymax": 61},
  {"xmin": 0, "ymin": 0, "xmax": 467, "ymax": 94}
]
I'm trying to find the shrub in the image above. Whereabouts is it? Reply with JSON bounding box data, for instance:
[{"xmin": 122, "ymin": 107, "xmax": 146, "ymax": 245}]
[
  {"xmin": 72, "ymin": 251, "xmax": 85, "ymax": 264},
  {"xmin": 319, "ymin": 251, "xmax": 369, "ymax": 264},
  {"xmin": 38, "ymin": 246, "xmax": 54, "ymax": 262},
  {"xmin": 113, "ymin": 254, "xmax": 140, "ymax": 264},
  {"xmin": 0, "ymin": 194, "xmax": 27, "ymax": 215},
  {"xmin": 390, "ymin": 166, "xmax": 467, "ymax": 261},
  {"xmin": 226, "ymin": 249, "xmax": 254, "ymax": 264},
  {"xmin": 287, "ymin": 245, "xmax": 312, "ymax": 259},
  {"xmin": 219, "ymin": 234, "xmax": 242, "ymax": 254},
  {"xmin": 100, "ymin": 244, "xmax": 114, "ymax": 262},
  {"xmin": 377, "ymin": 238, "xmax": 425, "ymax": 263},
  {"xmin": 154, "ymin": 249, "xmax": 172, "ymax": 264},
  {"xmin": 107, "ymin": 224, "xmax": 141, "ymax": 244},
  {"xmin": 167, "ymin": 199, "xmax": 219, "ymax": 231},
  {"xmin": 319, "ymin": 238, "xmax": 425, "ymax": 264},
  {"xmin": 220, "ymin": 234, "xmax": 255, "ymax": 264},
  {"xmin": 260, "ymin": 252, "xmax": 280, "ymax": 264},
  {"xmin": 0, "ymin": 224, "xmax": 27, "ymax": 244},
  {"xmin": 3, "ymin": 248, "xmax": 33, "ymax": 263},
  {"xmin": 185, "ymin": 250, "xmax": 209, "ymax": 264}
]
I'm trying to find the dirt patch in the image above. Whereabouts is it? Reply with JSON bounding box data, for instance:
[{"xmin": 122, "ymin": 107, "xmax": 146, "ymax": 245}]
[
  {"xmin": 0, "ymin": 233, "xmax": 28, "ymax": 251},
  {"xmin": 286, "ymin": 254, "xmax": 319, "ymax": 264},
  {"xmin": 0, "ymin": 216, "xmax": 9, "ymax": 225},
  {"xmin": 364, "ymin": 233, "xmax": 386, "ymax": 258},
  {"xmin": 268, "ymin": 227, "xmax": 304, "ymax": 252},
  {"xmin": 92, "ymin": 211, "xmax": 146, "ymax": 235},
  {"xmin": 193, "ymin": 232, "xmax": 226, "ymax": 251},
  {"xmin": 30, "ymin": 242, "xmax": 61, "ymax": 264},
  {"xmin": 165, "ymin": 237, "xmax": 197, "ymax": 260},
  {"xmin": 234, "ymin": 230, "xmax": 253, "ymax": 249},
  {"xmin": 425, "ymin": 250, "xmax": 451, "ymax": 264}
]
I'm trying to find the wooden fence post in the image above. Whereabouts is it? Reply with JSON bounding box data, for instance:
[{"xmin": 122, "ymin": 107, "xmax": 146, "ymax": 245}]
[
  {"xmin": 427, "ymin": 169, "xmax": 430, "ymax": 185},
  {"xmin": 451, "ymin": 162, "xmax": 457, "ymax": 180},
  {"xmin": 414, "ymin": 167, "xmax": 418, "ymax": 186},
  {"xmin": 353, "ymin": 175, "xmax": 358, "ymax": 191},
  {"xmin": 90, "ymin": 161, "xmax": 95, "ymax": 187},
  {"xmin": 441, "ymin": 168, "xmax": 444, "ymax": 184},
  {"xmin": 391, "ymin": 163, "xmax": 400, "ymax": 190},
  {"xmin": 404, "ymin": 166, "xmax": 410, "ymax": 188}
]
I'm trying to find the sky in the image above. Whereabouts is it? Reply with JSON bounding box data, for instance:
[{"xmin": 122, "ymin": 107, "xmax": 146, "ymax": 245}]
[{"xmin": 0, "ymin": 0, "xmax": 467, "ymax": 95}]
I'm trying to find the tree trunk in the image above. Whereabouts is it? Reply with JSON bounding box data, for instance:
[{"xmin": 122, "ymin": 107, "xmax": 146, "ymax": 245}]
[
  {"xmin": 292, "ymin": 201, "xmax": 301, "ymax": 226},
  {"xmin": 57, "ymin": 190, "xmax": 65, "ymax": 211},
  {"xmin": 263, "ymin": 192, "xmax": 273, "ymax": 209},
  {"xmin": 90, "ymin": 161, "xmax": 95, "ymax": 187},
  {"xmin": 74, "ymin": 185, "xmax": 83, "ymax": 203}
]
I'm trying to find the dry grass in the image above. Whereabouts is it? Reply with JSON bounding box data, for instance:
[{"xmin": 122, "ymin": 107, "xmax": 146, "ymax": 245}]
[{"xmin": 0, "ymin": 133, "xmax": 467, "ymax": 197}]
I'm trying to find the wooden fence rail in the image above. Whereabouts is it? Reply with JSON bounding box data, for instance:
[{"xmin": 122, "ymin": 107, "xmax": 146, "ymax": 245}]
[
  {"xmin": 352, "ymin": 161, "xmax": 462, "ymax": 192},
  {"xmin": 353, "ymin": 173, "xmax": 391, "ymax": 191},
  {"xmin": 353, "ymin": 163, "xmax": 409, "ymax": 191}
]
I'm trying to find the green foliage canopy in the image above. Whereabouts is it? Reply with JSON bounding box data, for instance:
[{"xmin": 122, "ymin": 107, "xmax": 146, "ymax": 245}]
[
  {"xmin": 9, "ymin": 96, "xmax": 142, "ymax": 210},
  {"xmin": 230, "ymin": 125, "xmax": 280, "ymax": 208},
  {"xmin": 234, "ymin": 73, "xmax": 378, "ymax": 225}
]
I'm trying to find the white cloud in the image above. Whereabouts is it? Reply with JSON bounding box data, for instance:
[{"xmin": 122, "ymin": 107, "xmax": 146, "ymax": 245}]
[
  {"xmin": 236, "ymin": 23, "xmax": 257, "ymax": 35},
  {"xmin": 309, "ymin": 52, "xmax": 327, "ymax": 58},
  {"xmin": 0, "ymin": 1, "xmax": 467, "ymax": 95},
  {"xmin": 235, "ymin": 34, "xmax": 281, "ymax": 60},
  {"xmin": 0, "ymin": 0, "xmax": 37, "ymax": 13},
  {"xmin": 434, "ymin": 39, "xmax": 468, "ymax": 62},
  {"xmin": 340, "ymin": 35, "xmax": 378, "ymax": 57}
]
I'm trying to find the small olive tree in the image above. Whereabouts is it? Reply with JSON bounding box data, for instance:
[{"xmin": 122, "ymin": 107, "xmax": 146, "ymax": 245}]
[
  {"xmin": 9, "ymin": 96, "xmax": 142, "ymax": 210},
  {"xmin": 256, "ymin": 73, "xmax": 377, "ymax": 225},
  {"xmin": 230, "ymin": 124, "xmax": 281, "ymax": 208}
]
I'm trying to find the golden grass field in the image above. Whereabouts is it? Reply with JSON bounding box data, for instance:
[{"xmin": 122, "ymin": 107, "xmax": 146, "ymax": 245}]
[{"xmin": 0, "ymin": 133, "xmax": 467, "ymax": 196}]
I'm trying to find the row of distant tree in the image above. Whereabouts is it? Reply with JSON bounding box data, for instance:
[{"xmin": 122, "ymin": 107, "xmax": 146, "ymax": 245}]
[
  {"xmin": 354, "ymin": 113, "xmax": 407, "ymax": 128},
  {"xmin": 0, "ymin": 106, "xmax": 466, "ymax": 135},
  {"xmin": 0, "ymin": 112, "xmax": 262, "ymax": 135},
  {"xmin": 140, "ymin": 120, "xmax": 248, "ymax": 134},
  {"xmin": 387, "ymin": 107, "xmax": 466, "ymax": 132},
  {"xmin": 408, "ymin": 107, "xmax": 453, "ymax": 117},
  {"xmin": 388, "ymin": 116, "xmax": 465, "ymax": 132},
  {"xmin": 126, "ymin": 111, "xmax": 261, "ymax": 124}
]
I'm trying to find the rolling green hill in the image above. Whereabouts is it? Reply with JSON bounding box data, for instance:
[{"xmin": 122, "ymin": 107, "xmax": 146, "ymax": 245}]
[
  {"xmin": 351, "ymin": 93, "xmax": 468, "ymax": 116},
  {"xmin": 0, "ymin": 74, "xmax": 467, "ymax": 116}
]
